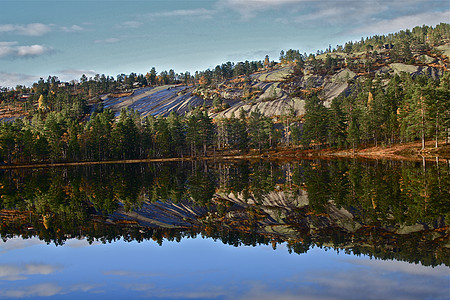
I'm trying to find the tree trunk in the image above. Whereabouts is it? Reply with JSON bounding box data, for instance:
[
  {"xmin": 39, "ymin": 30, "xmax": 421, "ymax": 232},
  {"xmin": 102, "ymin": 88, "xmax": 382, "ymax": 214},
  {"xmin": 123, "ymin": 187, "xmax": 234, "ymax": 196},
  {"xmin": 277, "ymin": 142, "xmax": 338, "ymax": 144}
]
[
  {"xmin": 421, "ymin": 95, "xmax": 425, "ymax": 150},
  {"xmin": 435, "ymin": 111, "xmax": 439, "ymax": 148}
]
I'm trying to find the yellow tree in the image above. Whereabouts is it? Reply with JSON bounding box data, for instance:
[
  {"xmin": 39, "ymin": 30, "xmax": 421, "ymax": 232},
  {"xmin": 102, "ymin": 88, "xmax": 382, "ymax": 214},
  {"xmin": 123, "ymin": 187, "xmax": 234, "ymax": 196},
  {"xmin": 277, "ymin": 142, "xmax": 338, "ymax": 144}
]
[{"xmin": 38, "ymin": 94, "xmax": 46, "ymax": 110}]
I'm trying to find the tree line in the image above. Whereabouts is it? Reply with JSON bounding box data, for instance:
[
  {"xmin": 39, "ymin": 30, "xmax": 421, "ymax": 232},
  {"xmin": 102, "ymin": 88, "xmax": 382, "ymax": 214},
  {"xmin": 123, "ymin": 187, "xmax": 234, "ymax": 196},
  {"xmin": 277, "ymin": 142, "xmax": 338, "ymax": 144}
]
[
  {"xmin": 0, "ymin": 69, "xmax": 448, "ymax": 164},
  {"xmin": 301, "ymin": 72, "xmax": 450, "ymax": 150}
]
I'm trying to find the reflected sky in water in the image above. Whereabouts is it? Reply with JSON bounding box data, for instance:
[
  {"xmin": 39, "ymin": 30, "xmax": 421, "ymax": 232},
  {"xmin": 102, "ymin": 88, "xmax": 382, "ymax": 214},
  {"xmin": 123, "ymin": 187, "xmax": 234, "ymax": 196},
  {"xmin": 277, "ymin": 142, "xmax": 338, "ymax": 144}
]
[{"xmin": 0, "ymin": 236, "xmax": 448, "ymax": 299}]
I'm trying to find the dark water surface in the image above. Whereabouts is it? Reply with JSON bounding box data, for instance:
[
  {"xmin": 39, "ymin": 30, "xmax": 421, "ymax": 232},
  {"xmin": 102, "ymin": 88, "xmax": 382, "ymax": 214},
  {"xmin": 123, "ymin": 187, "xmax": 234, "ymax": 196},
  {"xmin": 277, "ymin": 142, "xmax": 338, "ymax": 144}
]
[{"xmin": 0, "ymin": 159, "xmax": 449, "ymax": 299}]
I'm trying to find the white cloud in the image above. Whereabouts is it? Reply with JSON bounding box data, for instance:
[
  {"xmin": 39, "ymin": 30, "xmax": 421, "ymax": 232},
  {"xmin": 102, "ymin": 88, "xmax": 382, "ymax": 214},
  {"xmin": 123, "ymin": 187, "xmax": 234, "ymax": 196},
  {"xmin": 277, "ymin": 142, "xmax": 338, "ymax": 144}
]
[
  {"xmin": 0, "ymin": 41, "xmax": 18, "ymax": 47},
  {"xmin": 218, "ymin": 0, "xmax": 308, "ymax": 18},
  {"xmin": 58, "ymin": 69, "xmax": 97, "ymax": 76},
  {"xmin": 222, "ymin": 0, "xmax": 302, "ymax": 9},
  {"xmin": 0, "ymin": 23, "xmax": 85, "ymax": 35},
  {"xmin": 0, "ymin": 46, "xmax": 14, "ymax": 57},
  {"xmin": 0, "ymin": 43, "xmax": 53, "ymax": 59},
  {"xmin": 16, "ymin": 45, "xmax": 48, "ymax": 57},
  {"xmin": 0, "ymin": 72, "xmax": 40, "ymax": 88},
  {"xmin": 225, "ymin": 49, "xmax": 278, "ymax": 62},
  {"xmin": 219, "ymin": 0, "xmax": 449, "ymax": 27},
  {"xmin": 61, "ymin": 24, "xmax": 84, "ymax": 33},
  {"xmin": 57, "ymin": 69, "xmax": 98, "ymax": 83},
  {"xmin": 94, "ymin": 37, "xmax": 121, "ymax": 44},
  {"xmin": 146, "ymin": 8, "xmax": 215, "ymax": 19},
  {"xmin": 351, "ymin": 10, "xmax": 450, "ymax": 35},
  {"xmin": 122, "ymin": 21, "xmax": 142, "ymax": 29},
  {"xmin": 274, "ymin": 1, "xmax": 388, "ymax": 25},
  {"xmin": 0, "ymin": 23, "xmax": 52, "ymax": 36}
]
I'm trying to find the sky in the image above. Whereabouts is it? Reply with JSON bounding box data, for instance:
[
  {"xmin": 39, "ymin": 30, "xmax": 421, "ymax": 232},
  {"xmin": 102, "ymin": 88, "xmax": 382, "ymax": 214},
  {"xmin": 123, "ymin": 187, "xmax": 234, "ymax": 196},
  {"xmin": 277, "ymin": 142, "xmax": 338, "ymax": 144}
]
[
  {"xmin": 0, "ymin": 0, "xmax": 449, "ymax": 88},
  {"xmin": 0, "ymin": 236, "xmax": 449, "ymax": 299}
]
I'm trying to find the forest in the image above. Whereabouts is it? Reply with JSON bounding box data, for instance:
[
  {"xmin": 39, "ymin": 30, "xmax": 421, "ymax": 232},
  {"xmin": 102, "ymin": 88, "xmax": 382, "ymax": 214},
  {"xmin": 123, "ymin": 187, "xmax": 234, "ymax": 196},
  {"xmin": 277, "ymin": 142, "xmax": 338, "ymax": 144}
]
[{"xmin": 0, "ymin": 23, "xmax": 449, "ymax": 164}]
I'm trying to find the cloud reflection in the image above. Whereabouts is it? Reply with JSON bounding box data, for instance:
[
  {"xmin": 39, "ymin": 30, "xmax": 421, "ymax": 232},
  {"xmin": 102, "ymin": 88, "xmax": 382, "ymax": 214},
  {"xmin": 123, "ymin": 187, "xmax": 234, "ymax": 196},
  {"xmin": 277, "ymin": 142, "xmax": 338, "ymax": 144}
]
[
  {"xmin": 290, "ymin": 258, "xmax": 450, "ymax": 300},
  {"xmin": 0, "ymin": 264, "xmax": 62, "ymax": 281},
  {"xmin": 103, "ymin": 270, "xmax": 163, "ymax": 278},
  {"xmin": 0, "ymin": 238, "xmax": 45, "ymax": 253},
  {"xmin": 0, "ymin": 283, "xmax": 101, "ymax": 298}
]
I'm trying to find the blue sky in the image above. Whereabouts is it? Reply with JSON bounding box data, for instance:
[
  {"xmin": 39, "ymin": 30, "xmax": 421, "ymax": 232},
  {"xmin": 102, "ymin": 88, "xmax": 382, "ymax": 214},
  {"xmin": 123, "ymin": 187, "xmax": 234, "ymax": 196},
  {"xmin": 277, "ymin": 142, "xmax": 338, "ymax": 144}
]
[{"xmin": 0, "ymin": 0, "xmax": 449, "ymax": 87}]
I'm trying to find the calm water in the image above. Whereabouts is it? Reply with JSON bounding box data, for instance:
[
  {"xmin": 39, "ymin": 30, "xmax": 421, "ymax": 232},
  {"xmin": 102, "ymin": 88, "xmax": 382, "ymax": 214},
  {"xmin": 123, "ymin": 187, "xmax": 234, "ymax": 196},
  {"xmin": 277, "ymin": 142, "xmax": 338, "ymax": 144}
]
[{"xmin": 0, "ymin": 159, "xmax": 449, "ymax": 299}]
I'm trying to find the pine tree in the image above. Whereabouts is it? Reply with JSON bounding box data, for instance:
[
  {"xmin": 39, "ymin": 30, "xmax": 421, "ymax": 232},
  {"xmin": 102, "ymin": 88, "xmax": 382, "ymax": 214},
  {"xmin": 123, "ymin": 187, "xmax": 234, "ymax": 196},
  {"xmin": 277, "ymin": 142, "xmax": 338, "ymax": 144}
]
[{"xmin": 302, "ymin": 94, "xmax": 329, "ymax": 149}]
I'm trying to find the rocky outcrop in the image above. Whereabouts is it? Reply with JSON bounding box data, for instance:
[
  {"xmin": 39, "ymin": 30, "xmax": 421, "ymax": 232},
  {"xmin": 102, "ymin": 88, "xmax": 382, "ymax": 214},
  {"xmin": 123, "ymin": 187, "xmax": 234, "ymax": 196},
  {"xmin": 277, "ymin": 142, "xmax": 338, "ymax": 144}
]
[
  {"xmin": 108, "ymin": 199, "xmax": 208, "ymax": 228},
  {"xmin": 99, "ymin": 43, "xmax": 448, "ymax": 120},
  {"xmin": 102, "ymin": 85, "xmax": 206, "ymax": 117}
]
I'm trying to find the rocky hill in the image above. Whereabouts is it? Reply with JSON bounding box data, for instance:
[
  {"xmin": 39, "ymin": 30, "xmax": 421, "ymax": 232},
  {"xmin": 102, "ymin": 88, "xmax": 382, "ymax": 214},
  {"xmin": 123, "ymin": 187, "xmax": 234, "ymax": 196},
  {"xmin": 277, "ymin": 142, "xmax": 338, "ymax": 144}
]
[
  {"xmin": 99, "ymin": 85, "xmax": 206, "ymax": 117},
  {"xmin": 94, "ymin": 41, "xmax": 449, "ymax": 120}
]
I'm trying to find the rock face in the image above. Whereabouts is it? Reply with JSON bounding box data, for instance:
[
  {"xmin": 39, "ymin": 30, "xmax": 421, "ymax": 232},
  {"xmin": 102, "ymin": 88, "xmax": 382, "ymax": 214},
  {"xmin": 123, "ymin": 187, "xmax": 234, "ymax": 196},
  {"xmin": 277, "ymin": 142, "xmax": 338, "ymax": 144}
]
[
  {"xmin": 108, "ymin": 199, "xmax": 208, "ymax": 228},
  {"xmin": 214, "ymin": 66, "xmax": 357, "ymax": 117},
  {"xmin": 215, "ymin": 98, "xmax": 305, "ymax": 118},
  {"xmin": 106, "ymin": 188, "xmax": 442, "ymax": 241},
  {"xmin": 436, "ymin": 42, "xmax": 450, "ymax": 58},
  {"xmin": 102, "ymin": 85, "xmax": 206, "ymax": 117}
]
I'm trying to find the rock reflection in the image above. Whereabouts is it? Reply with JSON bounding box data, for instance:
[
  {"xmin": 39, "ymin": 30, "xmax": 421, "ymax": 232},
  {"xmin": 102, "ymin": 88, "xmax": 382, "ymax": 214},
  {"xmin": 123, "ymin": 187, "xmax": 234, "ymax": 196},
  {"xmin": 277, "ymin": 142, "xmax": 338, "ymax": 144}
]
[{"xmin": 0, "ymin": 159, "xmax": 448, "ymax": 266}]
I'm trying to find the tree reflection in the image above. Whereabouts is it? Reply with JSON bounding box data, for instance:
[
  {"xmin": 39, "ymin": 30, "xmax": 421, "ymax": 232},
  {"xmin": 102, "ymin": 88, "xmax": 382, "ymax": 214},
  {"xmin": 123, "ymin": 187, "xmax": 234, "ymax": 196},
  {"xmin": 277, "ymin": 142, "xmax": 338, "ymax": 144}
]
[{"xmin": 0, "ymin": 159, "xmax": 448, "ymax": 266}]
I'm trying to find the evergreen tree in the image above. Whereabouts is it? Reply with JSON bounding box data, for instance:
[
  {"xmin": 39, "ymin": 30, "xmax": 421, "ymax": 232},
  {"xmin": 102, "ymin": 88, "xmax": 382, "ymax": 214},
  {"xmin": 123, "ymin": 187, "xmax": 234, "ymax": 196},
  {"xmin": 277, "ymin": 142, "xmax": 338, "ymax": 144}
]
[
  {"xmin": 327, "ymin": 97, "xmax": 347, "ymax": 147},
  {"xmin": 302, "ymin": 94, "xmax": 329, "ymax": 149}
]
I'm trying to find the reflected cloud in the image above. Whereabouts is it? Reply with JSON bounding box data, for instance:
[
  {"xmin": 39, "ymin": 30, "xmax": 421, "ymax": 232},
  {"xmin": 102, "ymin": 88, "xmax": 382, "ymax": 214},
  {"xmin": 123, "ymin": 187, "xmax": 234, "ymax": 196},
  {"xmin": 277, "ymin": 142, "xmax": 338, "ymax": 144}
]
[
  {"xmin": 349, "ymin": 258, "xmax": 450, "ymax": 277},
  {"xmin": 122, "ymin": 283, "xmax": 155, "ymax": 291},
  {"xmin": 149, "ymin": 286, "xmax": 228, "ymax": 299},
  {"xmin": 289, "ymin": 258, "xmax": 450, "ymax": 300},
  {"xmin": 0, "ymin": 283, "xmax": 102, "ymax": 298},
  {"xmin": 0, "ymin": 283, "xmax": 63, "ymax": 298},
  {"xmin": 238, "ymin": 260, "xmax": 450, "ymax": 300},
  {"xmin": 240, "ymin": 282, "xmax": 313, "ymax": 300},
  {"xmin": 0, "ymin": 238, "xmax": 46, "ymax": 253},
  {"xmin": 0, "ymin": 264, "xmax": 62, "ymax": 281},
  {"xmin": 103, "ymin": 270, "xmax": 163, "ymax": 278},
  {"xmin": 69, "ymin": 283, "xmax": 103, "ymax": 293},
  {"xmin": 64, "ymin": 238, "xmax": 102, "ymax": 248}
]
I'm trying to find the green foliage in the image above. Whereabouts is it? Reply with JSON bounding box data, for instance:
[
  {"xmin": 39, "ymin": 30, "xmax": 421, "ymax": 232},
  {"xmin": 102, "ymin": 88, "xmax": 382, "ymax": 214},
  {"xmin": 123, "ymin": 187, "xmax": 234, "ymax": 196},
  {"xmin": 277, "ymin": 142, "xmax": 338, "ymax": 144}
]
[
  {"xmin": 302, "ymin": 94, "xmax": 329, "ymax": 148},
  {"xmin": 247, "ymin": 108, "xmax": 273, "ymax": 151}
]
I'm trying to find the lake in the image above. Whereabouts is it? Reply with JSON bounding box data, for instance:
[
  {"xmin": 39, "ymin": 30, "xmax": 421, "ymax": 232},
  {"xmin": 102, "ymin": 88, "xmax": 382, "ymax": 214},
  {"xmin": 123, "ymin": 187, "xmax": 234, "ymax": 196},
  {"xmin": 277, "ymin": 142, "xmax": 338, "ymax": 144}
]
[{"xmin": 0, "ymin": 159, "xmax": 449, "ymax": 299}]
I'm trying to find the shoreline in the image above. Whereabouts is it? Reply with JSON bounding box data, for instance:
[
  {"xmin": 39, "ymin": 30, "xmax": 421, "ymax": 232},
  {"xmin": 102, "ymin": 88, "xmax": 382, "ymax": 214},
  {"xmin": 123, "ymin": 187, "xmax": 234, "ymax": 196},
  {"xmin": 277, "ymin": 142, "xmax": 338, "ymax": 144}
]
[{"xmin": 0, "ymin": 141, "xmax": 448, "ymax": 169}]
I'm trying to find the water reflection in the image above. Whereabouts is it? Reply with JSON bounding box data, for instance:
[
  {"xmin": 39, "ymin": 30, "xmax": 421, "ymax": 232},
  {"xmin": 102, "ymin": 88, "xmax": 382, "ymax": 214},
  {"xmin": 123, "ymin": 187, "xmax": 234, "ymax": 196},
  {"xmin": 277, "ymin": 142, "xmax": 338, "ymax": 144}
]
[
  {"xmin": 0, "ymin": 237, "xmax": 448, "ymax": 299},
  {"xmin": 0, "ymin": 159, "xmax": 448, "ymax": 267}
]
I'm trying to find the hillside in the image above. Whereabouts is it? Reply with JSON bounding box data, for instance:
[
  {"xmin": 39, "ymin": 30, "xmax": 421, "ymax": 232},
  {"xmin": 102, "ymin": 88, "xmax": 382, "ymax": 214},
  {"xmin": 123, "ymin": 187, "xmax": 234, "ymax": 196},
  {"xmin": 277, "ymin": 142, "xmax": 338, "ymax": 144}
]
[
  {"xmin": 84, "ymin": 40, "xmax": 449, "ymax": 119},
  {"xmin": 0, "ymin": 24, "xmax": 449, "ymax": 164}
]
